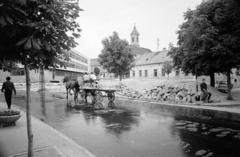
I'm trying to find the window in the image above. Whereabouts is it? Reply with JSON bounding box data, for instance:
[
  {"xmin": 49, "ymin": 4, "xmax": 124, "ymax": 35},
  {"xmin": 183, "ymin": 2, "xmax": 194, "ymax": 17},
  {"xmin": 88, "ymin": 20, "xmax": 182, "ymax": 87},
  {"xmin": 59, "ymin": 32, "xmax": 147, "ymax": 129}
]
[
  {"xmin": 139, "ymin": 70, "xmax": 142, "ymax": 77},
  {"xmin": 69, "ymin": 51, "xmax": 88, "ymax": 64},
  {"xmin": 154, "ymin": 69, "xmax": 157, "ymax": 77},
  {"xmin": 145, "ymin": 70, "xmax": 148, "ymax": 77},
  {"xmin": 132, "ymin": 71, "xmax": 135, "ymax": 77},
  {"xmin": 161, "ymin": 68, "xmax": 165, "ymax": 76}
]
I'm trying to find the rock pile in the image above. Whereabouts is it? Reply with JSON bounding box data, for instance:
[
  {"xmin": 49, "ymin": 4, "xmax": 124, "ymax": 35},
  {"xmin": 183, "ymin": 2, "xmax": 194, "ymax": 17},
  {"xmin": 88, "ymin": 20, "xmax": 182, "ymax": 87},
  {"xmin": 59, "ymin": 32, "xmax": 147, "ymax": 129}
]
[{"xmin": 116, "ymin": 83, "xmax": 196, "ymax": 104}]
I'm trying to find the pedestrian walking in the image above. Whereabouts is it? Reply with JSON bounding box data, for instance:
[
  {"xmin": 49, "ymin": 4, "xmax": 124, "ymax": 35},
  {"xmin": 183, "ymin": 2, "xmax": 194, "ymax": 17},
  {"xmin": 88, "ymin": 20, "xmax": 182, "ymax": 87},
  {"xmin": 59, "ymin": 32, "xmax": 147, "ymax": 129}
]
[{"xmin": 1, "ymin": 77, "xmax": 16, "ymax": 110}]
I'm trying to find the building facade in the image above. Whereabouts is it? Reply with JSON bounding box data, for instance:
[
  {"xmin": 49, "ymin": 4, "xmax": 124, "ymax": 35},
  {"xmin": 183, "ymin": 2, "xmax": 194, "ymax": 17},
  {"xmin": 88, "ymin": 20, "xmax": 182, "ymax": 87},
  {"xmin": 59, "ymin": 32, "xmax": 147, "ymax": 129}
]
[
  {"xmin": 129, "ymin": 26, "xmax": 186, "ymax": 79},
  {"xmin": 0, "ymin": 49, "xmax": 90, "ymax": 83},
  {"xmin": 130, "ymin": 49, "xmax": 186, "ymax": 79}
]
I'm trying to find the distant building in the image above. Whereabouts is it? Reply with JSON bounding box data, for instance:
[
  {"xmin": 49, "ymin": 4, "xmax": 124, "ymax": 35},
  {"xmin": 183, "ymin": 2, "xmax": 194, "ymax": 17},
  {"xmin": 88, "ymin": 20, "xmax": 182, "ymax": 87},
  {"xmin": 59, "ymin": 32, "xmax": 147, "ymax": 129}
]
[
  {"xmin": 0, "ymin": 49, "xmax": 90, "ymax": 83},
  {"xmin": 129, "ymin": 25, "xmax": 186, "ymax": 79},
  {"xmin": 90, "ymin": 25, "xmax": 240, "ymax": 85},
  {"xmin": 90, "ymin": 25, "xmax": 184, "ymax": 79},
  {"xmin": 130, "ymin": 25, "xmax": 140, "ymax": 47}
]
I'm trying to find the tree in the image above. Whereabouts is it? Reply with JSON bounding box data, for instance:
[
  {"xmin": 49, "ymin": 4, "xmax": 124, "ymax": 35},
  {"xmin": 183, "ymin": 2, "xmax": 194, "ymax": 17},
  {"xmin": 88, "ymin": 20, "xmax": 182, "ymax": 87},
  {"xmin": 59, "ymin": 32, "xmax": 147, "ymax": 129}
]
[
  {"xmin": 99, "ymin": 32, "xmax": 135, "ymax": 81},
  {"xmin": 168, "ymin": 0, "xmax": 240, "ymax": 100},
  {"xmin": 0, "ymin": 0, "xmax": 81, "ymax": 156},
  {"xmin": 162, "ymin": 61, "xmax": 173, "ymax": 80},
  {"xmin": 94, "ymin": 67, "xmax": 100, "ymax": 76}
]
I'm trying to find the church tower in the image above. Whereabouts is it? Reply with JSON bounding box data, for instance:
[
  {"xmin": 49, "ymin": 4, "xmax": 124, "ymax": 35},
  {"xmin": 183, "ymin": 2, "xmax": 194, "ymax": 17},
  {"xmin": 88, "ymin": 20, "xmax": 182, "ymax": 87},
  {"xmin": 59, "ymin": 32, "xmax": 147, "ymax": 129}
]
[{"xmin": 130, "ymin": 25, "xmax": 140, "ymax": 47}]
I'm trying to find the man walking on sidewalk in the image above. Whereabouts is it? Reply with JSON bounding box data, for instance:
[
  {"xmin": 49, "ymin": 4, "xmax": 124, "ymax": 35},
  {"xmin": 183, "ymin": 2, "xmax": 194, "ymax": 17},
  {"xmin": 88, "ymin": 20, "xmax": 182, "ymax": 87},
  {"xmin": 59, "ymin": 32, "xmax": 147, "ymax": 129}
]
[{"xmin": 1, "ymin": 77, "xmax": 16, "ymax": 110}]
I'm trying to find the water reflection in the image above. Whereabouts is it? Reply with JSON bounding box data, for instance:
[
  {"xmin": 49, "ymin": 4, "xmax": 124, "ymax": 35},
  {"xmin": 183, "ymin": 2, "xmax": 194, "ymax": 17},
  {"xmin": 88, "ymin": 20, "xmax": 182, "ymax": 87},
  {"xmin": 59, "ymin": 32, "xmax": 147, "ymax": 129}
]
[
  {"xmin": 39, "ymin": 91, "xmax": 46, "ymax": 118},
  {"xmin": 170, "ymin": 117, "xmax": 240, "ymax": 157},
  {"xmin": 96, "ymin": 108, "xmax": 139, "ymax": 136},
  {"xmin": 75, "ymin": 107, "xmax": 140, "ymax": 137},
  {"xmin": 11, "ymin": 92, "xmax": 240, "ymax": 157}
]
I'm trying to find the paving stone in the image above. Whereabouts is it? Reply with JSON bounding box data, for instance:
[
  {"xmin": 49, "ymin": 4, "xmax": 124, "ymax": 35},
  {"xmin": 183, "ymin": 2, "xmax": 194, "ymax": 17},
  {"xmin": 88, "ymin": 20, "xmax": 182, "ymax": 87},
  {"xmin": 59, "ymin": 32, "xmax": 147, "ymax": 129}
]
[
  {"xmin": 202, "ymin": 131, "xmax": 210, "ymax": 135},
  {"xmin": 233, "ymin": 134, "xmax": 240, "ymax": 140},
  {"xmin": 216, "ymin": 133, "xmax": 227, "ymax": 138},
  {"xmin": 209, "ymin": 128, "xmax": 224, "ymax": 133},
  {"xmin": 187, "ymin": 127, "xmax": 198, "ymax": 132},
  {"xmin": 203, "ymin": 152, "xmax": 213, "ymax": 157},
  {"xmin": 195, "ymin": 150, "xmax": 207, "ymax": 156},
  {"xmin": 175, "ymin": 122, "xmax": 187, "ymax": 126}
]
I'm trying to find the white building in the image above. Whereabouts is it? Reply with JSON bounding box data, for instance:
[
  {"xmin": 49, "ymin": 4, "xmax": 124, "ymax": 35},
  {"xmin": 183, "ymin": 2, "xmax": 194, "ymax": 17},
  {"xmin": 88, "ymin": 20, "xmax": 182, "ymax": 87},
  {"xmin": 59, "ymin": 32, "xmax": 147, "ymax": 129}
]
[
  {"xmin": 0, "ymin": 49, "xmax": 90, "ymax": 83},
  {"xmin": 129, "ymin": 25, "xmax": 186, "ymax": 79}
]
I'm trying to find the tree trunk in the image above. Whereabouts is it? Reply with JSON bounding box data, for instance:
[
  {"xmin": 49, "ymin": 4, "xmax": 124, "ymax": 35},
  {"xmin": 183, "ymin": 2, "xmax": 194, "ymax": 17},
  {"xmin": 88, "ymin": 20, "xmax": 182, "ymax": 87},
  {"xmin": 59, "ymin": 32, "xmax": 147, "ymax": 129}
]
[
  {"xmin": 39, "ymin": 66, "xmax": 45, "ymax": 91},
  {"xmin": 226, "ymin": 70, "xmax": 233, "ymax": 100},
  {"xmin": 119, "ymin": 74, "xmax": 122, "ymax": 81},
  {"xmin": 52, "ymin": 68, "xmax": 55, "ymax": 80},
  {"xmin": 24, "ymin": 61, "xmax": 34, "ymax": 157},
  {"xmin": 195, "ymin": 75, "xmax": 198, "ymax": 93},
  {"xmin": 210, "ymin": 72, "xmax": 215, "ymax": 87}
]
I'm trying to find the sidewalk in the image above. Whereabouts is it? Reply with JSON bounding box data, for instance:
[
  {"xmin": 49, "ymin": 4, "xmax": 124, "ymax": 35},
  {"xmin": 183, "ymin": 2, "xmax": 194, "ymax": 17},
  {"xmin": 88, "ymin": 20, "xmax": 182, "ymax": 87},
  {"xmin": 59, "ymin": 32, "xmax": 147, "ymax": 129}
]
[{"xmin": 0, "ymin": 105, "xmax": 95, "ymax": 157}]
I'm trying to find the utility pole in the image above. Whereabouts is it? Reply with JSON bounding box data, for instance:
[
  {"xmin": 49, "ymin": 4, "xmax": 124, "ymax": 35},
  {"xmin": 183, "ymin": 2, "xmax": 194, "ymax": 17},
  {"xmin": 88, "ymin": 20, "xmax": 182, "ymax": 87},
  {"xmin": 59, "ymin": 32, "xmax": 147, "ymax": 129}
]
[{"xmin": 157, "ymin": 38, "xmax": 160, "ymax": 51}]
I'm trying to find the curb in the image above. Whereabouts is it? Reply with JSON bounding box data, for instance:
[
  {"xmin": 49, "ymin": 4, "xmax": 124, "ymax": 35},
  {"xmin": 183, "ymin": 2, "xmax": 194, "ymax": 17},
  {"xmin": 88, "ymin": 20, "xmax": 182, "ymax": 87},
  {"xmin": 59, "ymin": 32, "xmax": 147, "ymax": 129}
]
[{"xmin": 2, "ymin": 104, "xmax": 96, "ymax": 157}]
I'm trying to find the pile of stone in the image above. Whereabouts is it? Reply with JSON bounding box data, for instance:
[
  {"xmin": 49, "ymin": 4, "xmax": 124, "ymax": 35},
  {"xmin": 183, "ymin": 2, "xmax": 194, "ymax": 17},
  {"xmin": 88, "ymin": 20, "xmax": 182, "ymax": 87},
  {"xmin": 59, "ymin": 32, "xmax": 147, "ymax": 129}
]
[
  {"xmin": 116, "ymin": 83, "xmax": 196, "ymax": 104},
  {"xmin": 116, "ymin": 83, "xmax": 142, "ymax": 99},
  {"xmin": 141, "ymin": 85, "xmax": 196, "ymax": 103}
]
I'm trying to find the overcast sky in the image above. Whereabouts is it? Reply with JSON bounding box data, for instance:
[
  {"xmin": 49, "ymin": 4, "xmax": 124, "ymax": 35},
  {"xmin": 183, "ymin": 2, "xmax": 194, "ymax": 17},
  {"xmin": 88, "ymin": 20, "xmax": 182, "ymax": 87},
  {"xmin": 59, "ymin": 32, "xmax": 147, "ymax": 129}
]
[{"xmin": 75, "ymin": 0, "xmax": 203, "ymax": 59}]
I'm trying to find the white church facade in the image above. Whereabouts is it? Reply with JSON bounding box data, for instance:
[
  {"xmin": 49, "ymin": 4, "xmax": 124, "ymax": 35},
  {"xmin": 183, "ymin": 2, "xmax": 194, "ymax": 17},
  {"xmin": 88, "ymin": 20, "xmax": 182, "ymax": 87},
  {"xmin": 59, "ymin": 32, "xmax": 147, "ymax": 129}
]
[{"xmin": 129, "ymin": 26, "xmax": 187, "ymax": 79}]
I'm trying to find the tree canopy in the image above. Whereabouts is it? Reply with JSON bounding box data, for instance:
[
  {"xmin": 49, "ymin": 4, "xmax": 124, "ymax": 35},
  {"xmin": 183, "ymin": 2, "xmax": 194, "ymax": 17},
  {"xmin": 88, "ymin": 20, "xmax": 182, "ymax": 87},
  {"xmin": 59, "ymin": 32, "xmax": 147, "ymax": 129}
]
[
  {"xmin": 162, "ymin": 61, "xmax": 173, "ymax": 79},
  {"xmin": 98, "ymin": 32, "xmax": 135, "ymax": 80},
  {"xmin": 168, "ymin": 0, "xmax": 240, "ymax": 99},
  {"xmin": 0, "ymin": 0, "xmax": 81, "ymax": 69}
]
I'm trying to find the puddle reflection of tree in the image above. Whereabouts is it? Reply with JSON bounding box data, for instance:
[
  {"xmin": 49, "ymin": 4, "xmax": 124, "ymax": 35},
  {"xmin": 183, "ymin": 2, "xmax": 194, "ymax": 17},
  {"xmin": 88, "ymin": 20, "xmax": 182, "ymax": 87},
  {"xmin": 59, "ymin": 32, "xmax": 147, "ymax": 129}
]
[
  {"xmin": 39, "ymin": 91, "xmax": 46, "ymax": 118},
  {"xmin": 82, "ymin": 107, "xmax": 140, "ymax": 137},
  {"xmin": 170, "ymin": 117, "xmax": 240, "ymax": 157}
]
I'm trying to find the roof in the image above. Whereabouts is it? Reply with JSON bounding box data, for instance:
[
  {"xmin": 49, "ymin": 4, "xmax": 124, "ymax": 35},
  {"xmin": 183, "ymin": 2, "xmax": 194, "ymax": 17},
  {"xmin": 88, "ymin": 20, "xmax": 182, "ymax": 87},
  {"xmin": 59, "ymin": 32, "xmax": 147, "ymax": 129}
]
[
  {"xmin": 131, "ymin": 25, "xmax": 139, "ymax": 36},
  {"xmin": 129, "ymin": 45, "xmax": 152, "ymax": 56},
  {"xmin": 134, "ymin": 49, "xmax": 172, "ymax": 66},
  {"xmin": 90, "ymin": 58, "xmax": 100, "ymax": 66}
]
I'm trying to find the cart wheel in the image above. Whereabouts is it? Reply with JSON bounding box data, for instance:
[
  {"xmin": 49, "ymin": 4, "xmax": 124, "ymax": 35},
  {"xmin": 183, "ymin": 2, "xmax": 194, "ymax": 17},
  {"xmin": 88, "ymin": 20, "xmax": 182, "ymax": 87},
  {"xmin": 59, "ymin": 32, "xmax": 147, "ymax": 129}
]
[
  {"xmin": 108, "ymin": 101, "xmax": 115, "ymax": 108},
  {"xmin": 94, "ymin": 102, "xmax": 104, "ymax": 109},
  {"xmin": 108, "ymin": 92, "xmax": 115, "ymax": 102},
  {"xmin": 96, "ymin": 92, "xmax": 103, "ymax": 103},
  {"xmin": 79, "ymin": 90, "xmax": 86, "ymax": 99}
]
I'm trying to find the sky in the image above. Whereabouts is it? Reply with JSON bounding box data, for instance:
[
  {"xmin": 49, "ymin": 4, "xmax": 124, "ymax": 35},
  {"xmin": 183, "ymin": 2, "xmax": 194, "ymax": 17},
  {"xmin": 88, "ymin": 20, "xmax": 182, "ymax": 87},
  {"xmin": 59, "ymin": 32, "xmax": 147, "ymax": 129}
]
[{"xmin": 75, "ymin": 0, "xmax": 203, "ymax": 59}]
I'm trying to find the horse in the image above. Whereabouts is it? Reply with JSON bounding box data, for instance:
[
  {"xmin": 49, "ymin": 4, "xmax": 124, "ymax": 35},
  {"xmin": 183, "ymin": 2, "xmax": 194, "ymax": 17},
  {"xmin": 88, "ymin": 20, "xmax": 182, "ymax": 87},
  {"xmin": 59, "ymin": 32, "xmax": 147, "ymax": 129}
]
[{"xmin": 63, "ymin": 79, "xmax": 81, "ymax": 102}]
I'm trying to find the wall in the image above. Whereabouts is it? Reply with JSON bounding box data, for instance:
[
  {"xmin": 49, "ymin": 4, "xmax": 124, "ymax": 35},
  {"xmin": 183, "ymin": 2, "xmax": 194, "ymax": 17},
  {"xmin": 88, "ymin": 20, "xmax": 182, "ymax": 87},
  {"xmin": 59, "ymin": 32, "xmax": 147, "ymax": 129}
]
[
  {"xmin": 0, "ymin": 69, "xmax": 83, "ymax": 83},
  {"xmin": 130, "ymin": 63, "xmax": 192, "ymax": 79}
]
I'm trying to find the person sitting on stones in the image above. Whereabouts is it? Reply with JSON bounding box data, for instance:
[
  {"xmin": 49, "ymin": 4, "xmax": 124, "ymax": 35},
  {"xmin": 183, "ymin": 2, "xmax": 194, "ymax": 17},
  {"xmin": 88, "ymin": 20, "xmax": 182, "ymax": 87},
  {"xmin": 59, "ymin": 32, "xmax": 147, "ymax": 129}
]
[{"xmin": 200, "ymin": 78, "xmax": 212, "ymax": 103}]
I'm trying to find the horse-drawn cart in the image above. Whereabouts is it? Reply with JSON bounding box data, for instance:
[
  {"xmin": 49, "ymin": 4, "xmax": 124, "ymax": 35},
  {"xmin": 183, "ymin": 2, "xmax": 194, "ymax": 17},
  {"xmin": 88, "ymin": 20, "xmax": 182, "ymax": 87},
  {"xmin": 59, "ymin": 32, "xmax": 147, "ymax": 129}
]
[{"xmin": 79, "ymin": 87, "xmax": 117, "ymax": 108}]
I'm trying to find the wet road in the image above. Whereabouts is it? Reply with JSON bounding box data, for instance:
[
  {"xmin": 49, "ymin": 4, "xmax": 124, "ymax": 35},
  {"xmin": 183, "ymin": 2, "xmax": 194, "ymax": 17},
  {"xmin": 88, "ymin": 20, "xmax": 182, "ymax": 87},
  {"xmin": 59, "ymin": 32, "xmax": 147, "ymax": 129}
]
[{"xmin": 2, "ymin": 91, "xmax": 240, "ymax": 157}]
